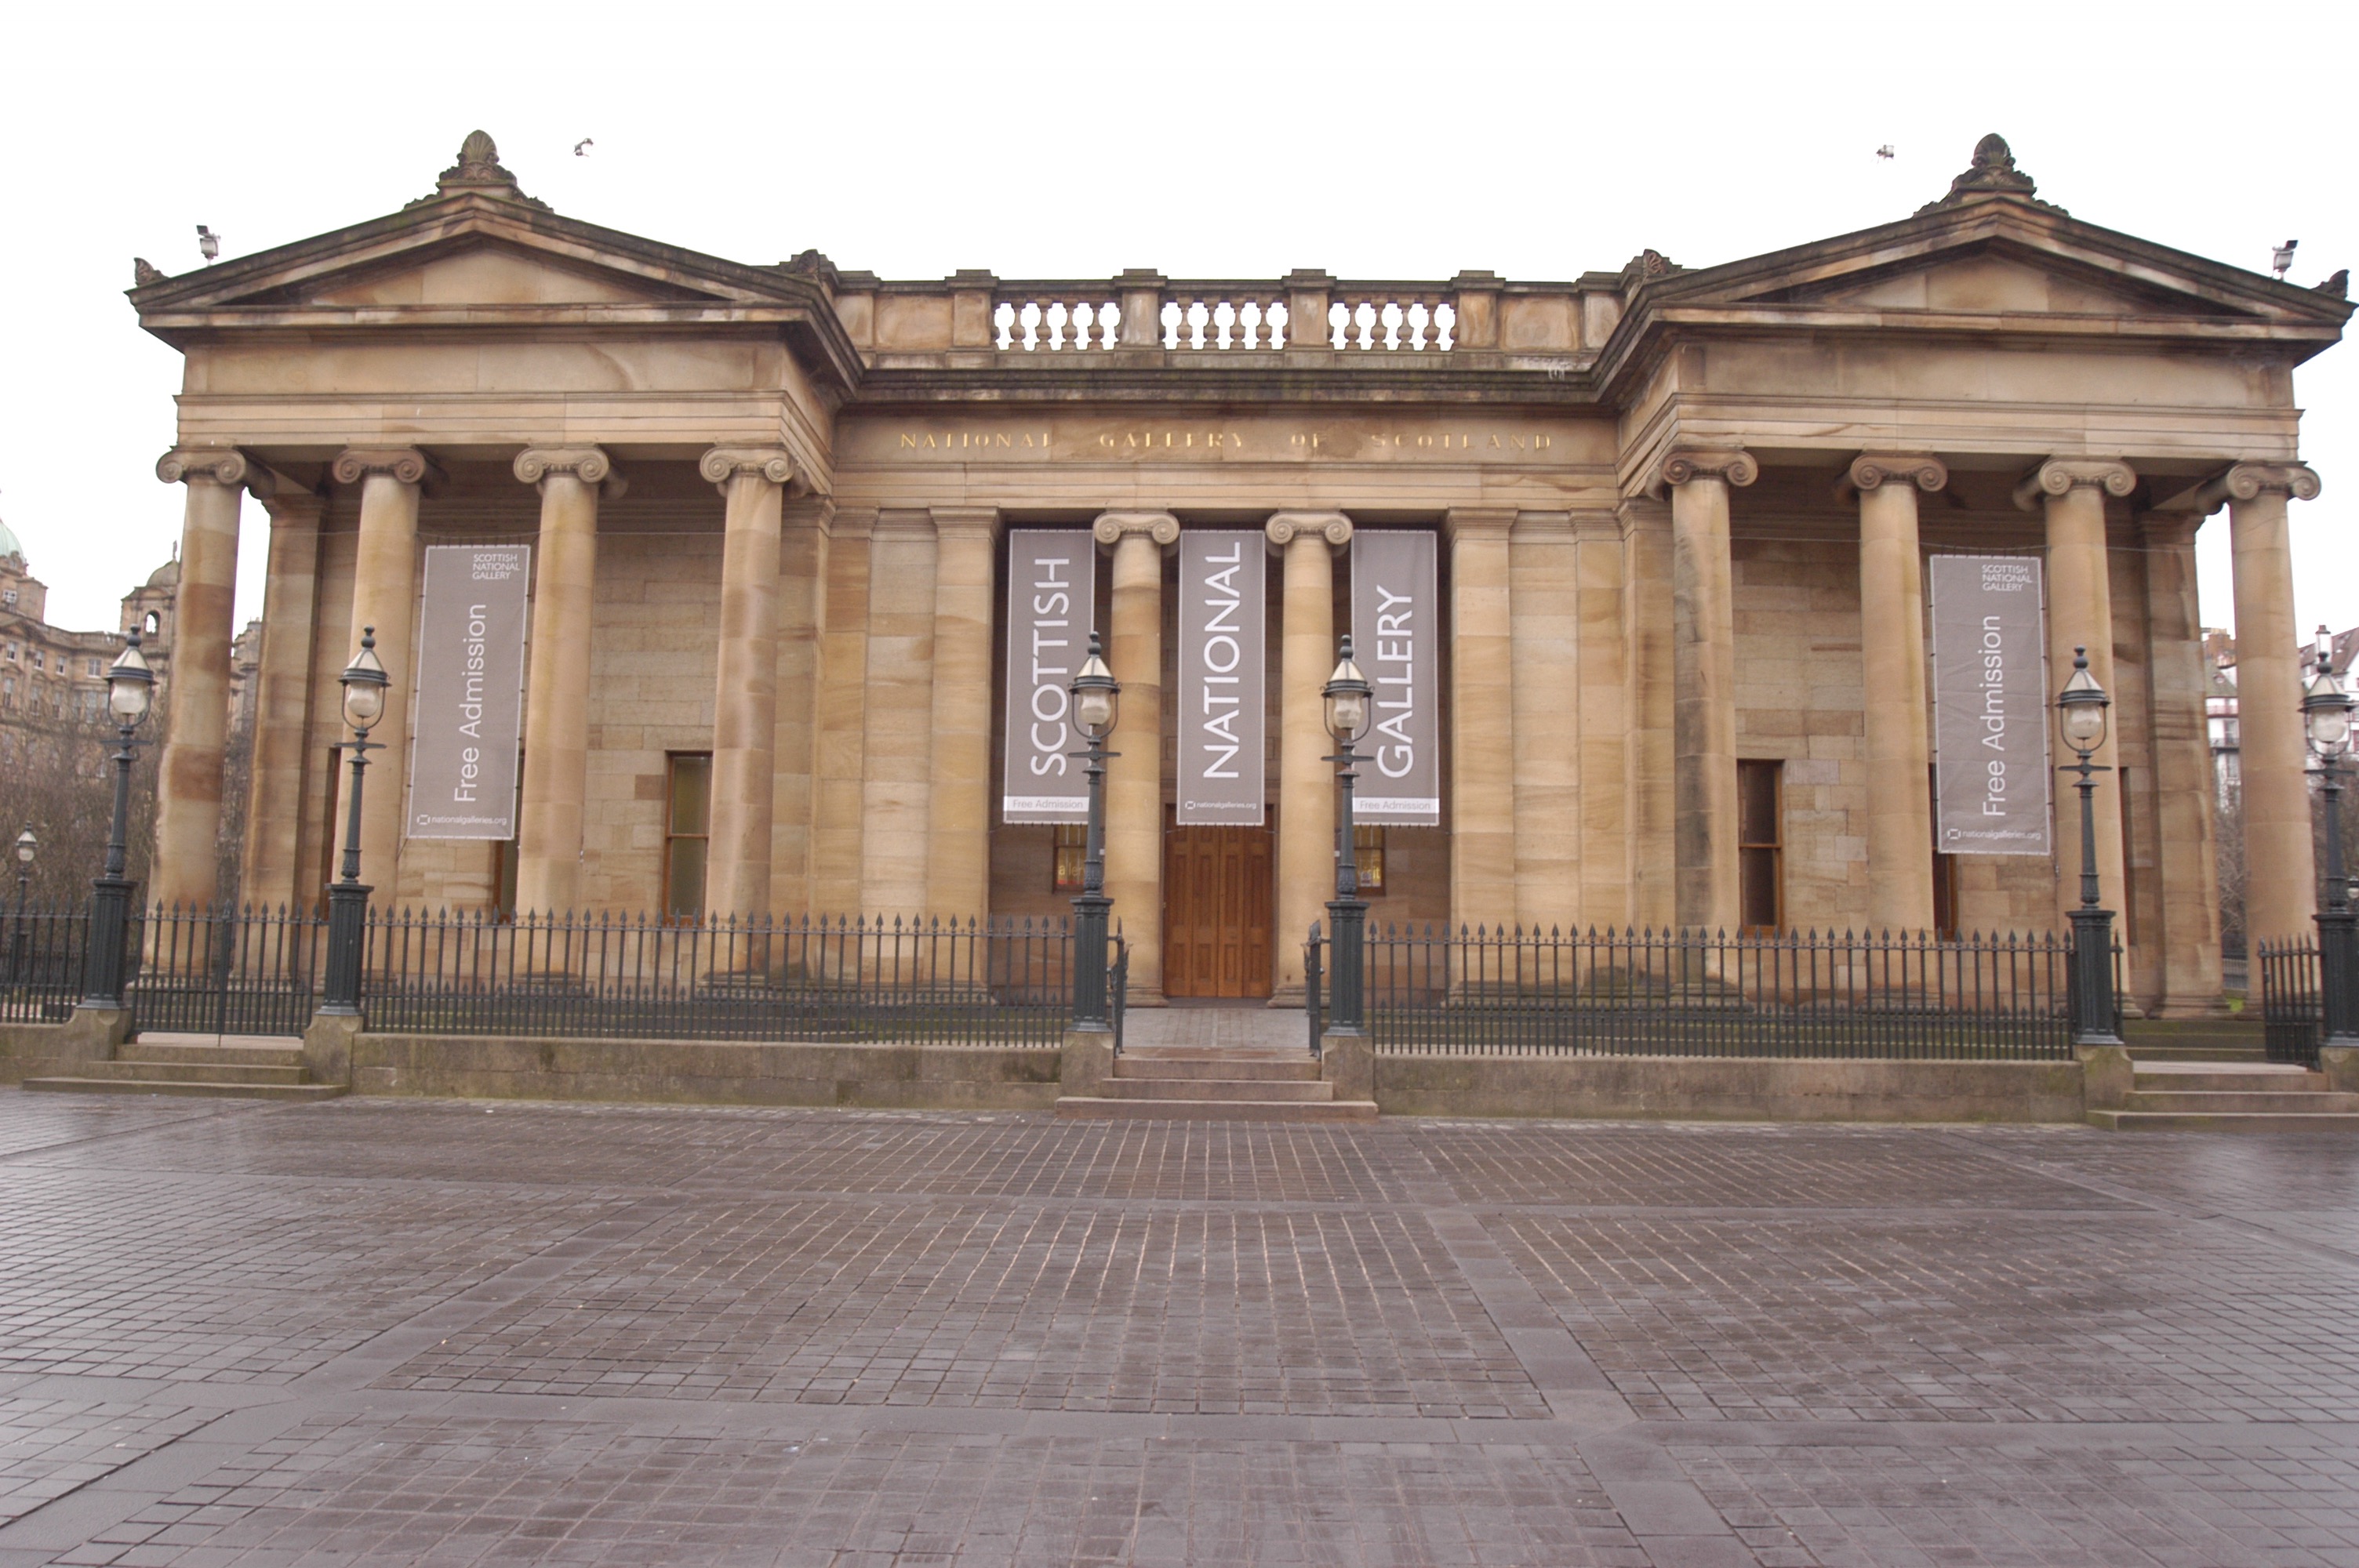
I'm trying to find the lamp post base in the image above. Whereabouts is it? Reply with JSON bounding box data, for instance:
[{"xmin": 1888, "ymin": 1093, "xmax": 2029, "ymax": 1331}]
[{"xmin": 2068, "ymin": 904, "xmax": 2122, "ymax": 1047}]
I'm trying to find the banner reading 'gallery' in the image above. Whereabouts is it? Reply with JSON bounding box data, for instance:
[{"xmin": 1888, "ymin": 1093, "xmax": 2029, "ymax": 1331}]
[
  {"xmin": 1176, "ymin": 532, "xmax": 1267, "ymax": 825},
  {"xmin": 1001, "ymin": 530, "xmax": 1098, "ymax": 823},
  {"xmin": 1350, "ymin": 530, "xmax": 1441, "ymax": 826},
  {"xmin": 407, "ymin": 544, "xmax": 529, "ymax": 840},
  {"xmin": 1929, "ymin": 554, "xmax": 2052, "ymax": 855}
]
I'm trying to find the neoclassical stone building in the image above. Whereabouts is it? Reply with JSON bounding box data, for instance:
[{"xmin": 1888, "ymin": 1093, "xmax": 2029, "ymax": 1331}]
[{"xmin": 127, "ymin": 132, "xmax": 2346, "ymax": 1013}]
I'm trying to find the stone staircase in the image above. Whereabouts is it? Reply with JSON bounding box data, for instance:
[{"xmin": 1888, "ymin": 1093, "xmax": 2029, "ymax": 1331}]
[
  {"xmin": 2088, "ymin": 1018, "xmax": 2358, "ymax": 1131},
  {"xmin": 1054, "ymin": 1005, "xmax": 1378, "ymax": 1122},
  {"xmin": 23, "ymin": 1034, "xmax": 345, "ymax": 1102}
]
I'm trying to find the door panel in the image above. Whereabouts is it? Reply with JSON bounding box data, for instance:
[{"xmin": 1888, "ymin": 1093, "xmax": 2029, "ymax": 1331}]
[{"xmin": 1163, "ymin": 822, "xmax": 1274, "ymax": 998}]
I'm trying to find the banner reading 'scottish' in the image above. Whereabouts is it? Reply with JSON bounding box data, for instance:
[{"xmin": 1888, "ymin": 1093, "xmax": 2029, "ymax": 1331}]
[
  {"xmin": 1929, "ymin": 554, "xmax": 2051, "ymax": 855},
  {"xmin": 1001, "ymin": 530, "xmax": 1098, "ymax": 824},
  {"xmin": 1176, "ymin": 532, "xmax": 1266, "ymax": 825},
  {"xmin": 1350, "ymin": 530, "xmax": 1441, "ymax": 826},
  {"xmin": 408, "ymin": 544, "xmax": 529, "ymax": 840}
]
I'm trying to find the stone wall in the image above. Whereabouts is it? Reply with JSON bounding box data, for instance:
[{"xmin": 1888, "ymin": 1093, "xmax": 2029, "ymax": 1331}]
[{"xmin": 1374, "ymin": 1053, "xmax": 2088, "ymax": 1123}]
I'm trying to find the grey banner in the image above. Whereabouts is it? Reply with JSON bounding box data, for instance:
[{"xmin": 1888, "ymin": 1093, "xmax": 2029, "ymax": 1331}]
[
  {"xmin": 1001, "ymin": 530, "xmax": 1099, "ymax": 823},
  {"xmin": 1176, "ymin": 532, "xmax": 1267, "ymax": 825},
  {"xmin": 1350, "ymin": 530, "xmax": 1441, "ymax": 826},
  {"xmin": 407, "ymin": 544, "xmax": 529, "ymax": 840},
  {"xmin": 1930, "ymin": 554, "xmax": 2052, "ymax": 855}
]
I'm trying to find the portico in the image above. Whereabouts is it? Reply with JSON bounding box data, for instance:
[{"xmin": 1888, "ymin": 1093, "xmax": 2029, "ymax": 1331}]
[{"xmin": 124, "ymin": 131, "xmax": 2348, "ymax": 1018}]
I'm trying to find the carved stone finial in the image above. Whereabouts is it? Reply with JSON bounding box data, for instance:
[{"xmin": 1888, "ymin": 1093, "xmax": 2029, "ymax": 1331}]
[
  {"xmin": 414, "ymin": 129, "xmax": 550, "ymax": 212},
  {"xmin": 1921, "ymin": 132, "xmax": 2064, "ymax": 216},
  {"xmin": 2317, "ymin": 269, "xmax": 2350, "ymax": 299},
  {"xmin": 133, "ymin": 258, "xmax": 165, "ymax": 289}
]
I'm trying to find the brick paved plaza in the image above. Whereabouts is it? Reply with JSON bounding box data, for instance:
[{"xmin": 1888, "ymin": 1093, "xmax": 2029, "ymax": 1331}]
[{"xmin": 0, "ymin": 1094, "xmax": 2353, "ymax": 1566}]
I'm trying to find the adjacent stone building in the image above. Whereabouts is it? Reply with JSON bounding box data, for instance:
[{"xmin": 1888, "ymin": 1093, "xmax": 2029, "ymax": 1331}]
[{"xmin": 122, "ymin": 131, "xmax": 2348, "ymax": 1015}]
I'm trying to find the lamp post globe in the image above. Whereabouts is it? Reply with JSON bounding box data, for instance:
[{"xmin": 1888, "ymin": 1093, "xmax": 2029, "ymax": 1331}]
[
  {"xmin": 2303, "ymin": 626, "xmax": 2358, "ymax": 1048},
  {"xmin": 2055, "ymin": 646, "xmax": 2120, "ymax": 1047},
  {"xmin": 8, "ymin": 826, "xmax": 31, "ymax": 985},
  {"xmin": 81, "ymin": 628, "xmax": 155, "ymax": 1006},
  {"xmin": 1067, "ymin": 633, "xmax": 1121, "ymax": 1033},
  {"xmin": 1322, "ymin": 637, "xmax": 1372, "ymax": 1036},
  {"xmin": 320, "ymin": 628, "xmax": 391, "ymax": 1017}
]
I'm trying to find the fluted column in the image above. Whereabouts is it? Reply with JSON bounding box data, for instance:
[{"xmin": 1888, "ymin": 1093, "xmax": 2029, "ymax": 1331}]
[
  {"xmin": 1267, "ymin": 511, "xmax": 1350, "ymax": 1000},
  {"xmin": 333, "ymin": 447, "xmax": 433, "ymax": 899},
  {"xmin": 513, "ymin": 447, "xmax": 617, "ymax": 916},
  {"xmin": 926, "ymin": 508, "xmax": 1002, "ymax": 919},
  {"xmin": 1850, "ymin": 455, "xmax": 1946, "ymax": 933},
  {"xmin": 239, "ymin": 485, "xmax": 323, "ymax": 912},
  {"xmin": 2015, "ymin": 458, "xmax": 2135, "ymax": 930},
  {"xmin": 149, "ymin": 448, "xmax": 267, "ymax": 912},
  {"xmin": 1658, "ymin": 450, "xmax": 1755, "ymax": 933},
  {"xmin": 2200, "ymin": 463, "xmax": 2324, "ymax": 945},
  {"xmin": 1446, "ymin": 509, "xmax": 1518, "ymax": 927},
  {"xmin": 1095, "ymin": 511, "xmax": 1178, "ymax": 1003},
  {"xmin": 700, "ymin": 448, "xmax": 793, "ymax": 920}
]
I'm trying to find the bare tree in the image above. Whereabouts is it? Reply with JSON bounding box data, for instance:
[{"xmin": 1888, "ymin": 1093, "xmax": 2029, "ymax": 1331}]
[{"xmin": 0, "ymin": 695, "xmax": 164, "ymax": 909}]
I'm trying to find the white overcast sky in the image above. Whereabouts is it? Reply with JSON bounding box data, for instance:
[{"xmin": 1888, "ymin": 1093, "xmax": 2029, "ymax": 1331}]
[{"xmin": 2, "ymin": 0, "xmax": 2350, "ymax": 652}]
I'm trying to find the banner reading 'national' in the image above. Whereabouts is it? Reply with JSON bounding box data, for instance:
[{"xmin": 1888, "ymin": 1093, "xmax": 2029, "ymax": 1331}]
[
  {"xmin": 1929, "ymin": 554, "xmax": 2052, "ymax": 855},
  {"xmin": 1350, "ymin": 530, "xmax": 1441, "ymax": 826},
  {"xmin": 1001, "ymin": 530, "xmax": 1098, "ymax": 823},
  {"xmin": 408, "ymin": 544, "xmax": 529, "ymax": 840},
  {"xmin": 1176, "ymin": 532, "xmax": 1267, "ymax": 825}
]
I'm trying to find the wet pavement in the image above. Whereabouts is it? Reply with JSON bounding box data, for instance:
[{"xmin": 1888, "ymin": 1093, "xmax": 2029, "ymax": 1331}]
[{"xmin": 0, "ymin": 1091, "xmax": 2352, "ymax": 1565}]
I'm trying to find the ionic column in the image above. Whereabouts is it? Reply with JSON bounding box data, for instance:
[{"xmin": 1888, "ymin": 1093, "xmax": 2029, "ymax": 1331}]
[
  {"xmin": 512, "ymin": 447, "xmax": 618, "ymax": 916},
  {"xmin": 1094, "ymin": 511, "xmax": 1178, "ymax": 1003},
  {"xmin": 333, "ymin": 448, "xmax": 433, "ymax": 900},
  {"xmin": 2015, "ymin": 458, "xmax": 2135, "ymax": 929},
  {"xmin": 2137, "ymin": 510, "xmax": 2226, "ymax": 1014},
  {"xmin": 150, "ymin": 448, "xmax": 267, "ymax": 912},
  {"xmin": 239, "ymin": 485, "xmax": 324, "ymax": 913},
  {"xmin": 2200, "ymin": 463, "xmax": 2324, "ymax": 945},
  {"xmin": 1267, "ymin": 510, "xmax": 1351, "ymax": 1000},
  {"xmin": 1446, "ymin": 508, "xmax": 1518, "ymax": 927},
  {"xmin": 699, "ymin": 448, "xmax": 793, "ymax": 920},
  {"xmin": 926, "ymin": 507, "xmax": 1003, "ymax": 919},
  {"xmin": 1849, "ymin": 454, "xmax": 1946, "ymax": 934},
  {"xmin": 1657, "ymin": 450, "xmax": 1756, "ymax": 933}
]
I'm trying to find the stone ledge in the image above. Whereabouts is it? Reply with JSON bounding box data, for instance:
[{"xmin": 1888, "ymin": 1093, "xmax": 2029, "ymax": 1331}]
[{"xmin": 1375, "ymin": 1053, "xmax": 2086, "ymax": 1123}]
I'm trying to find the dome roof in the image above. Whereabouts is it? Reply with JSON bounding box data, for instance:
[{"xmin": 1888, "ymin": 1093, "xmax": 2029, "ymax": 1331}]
[
  {"xmin": 144, "ymin": 557, "xmax": 180, "ymax": 590},
  {"xmin": 0, "ymin": 518, "xmax": 22, "ymax": 563}
]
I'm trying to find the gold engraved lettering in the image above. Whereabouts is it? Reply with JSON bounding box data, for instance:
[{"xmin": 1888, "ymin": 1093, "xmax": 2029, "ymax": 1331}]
[{"xmin": 900, "ymin": 433, "xmax": 918, "ymax": 448}]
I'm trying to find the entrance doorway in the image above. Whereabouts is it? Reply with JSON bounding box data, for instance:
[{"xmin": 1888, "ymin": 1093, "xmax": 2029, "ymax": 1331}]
[{"xmin": 1163, "ymin": 819, "xmax": 1274, "ymax": 999}]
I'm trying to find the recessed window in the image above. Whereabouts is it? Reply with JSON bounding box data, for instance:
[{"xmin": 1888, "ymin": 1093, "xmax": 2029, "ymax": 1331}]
[
  {"xmin": 1737, "ymin": 760, "xmax": 1783, "ymax": 935},
  {"xmin": 1354, "ymin": 826, "xmax": 1387, "ymax": 895},
  {"xmin": 1051, "ymin": 823, "xmax": 1087, "ymax": 891},
  {"xmin": 143, "ymin": 611, "xmax": 159, "ymax": 636},
  {"xmin": 663, "ymin": 753, "xmax": 712, "ymax": 920}
]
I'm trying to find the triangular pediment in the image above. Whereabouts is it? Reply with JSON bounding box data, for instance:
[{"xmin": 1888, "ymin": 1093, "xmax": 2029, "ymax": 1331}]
[
  {"xmin": 244, "ymin": 236, "xmax": 721, "ymax": 310},
  {"xmin": 1751, "ymin": 242, "xmax": 2250, "ymax": 319}
]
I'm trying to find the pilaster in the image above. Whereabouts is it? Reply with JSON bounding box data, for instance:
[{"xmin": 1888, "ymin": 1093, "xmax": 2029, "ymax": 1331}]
[
  {"xmin": 1095, "ymin": 511, "xmax": 1179, "ymax": 1002},
  {"xmin": 1445, "ymin": 507, "xmax": 1518, "ymax": 929},
  {"xmin": 1619, "ymin": 496, "xmax": 1675, "ymax": 930},
  {"xmin": 1267, "ymin": 510, "xmax": 1350, "ymax": 1000},
  {"xmin": 1510, "ymin": 511, "xmax": 1579, "ymax": 932},
  {"xmin": 860, "ymin": 510, "xmax": 939, "ymax": 916}
]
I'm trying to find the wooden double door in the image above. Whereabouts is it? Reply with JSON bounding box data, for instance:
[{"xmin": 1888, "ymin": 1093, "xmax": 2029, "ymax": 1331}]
[{"xmin": 1163, "ymin": 817, "xmax": 1274, "ymax": 999}]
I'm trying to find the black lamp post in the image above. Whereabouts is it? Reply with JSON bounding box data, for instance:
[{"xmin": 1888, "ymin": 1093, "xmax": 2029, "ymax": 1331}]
[
  {"xmin": 1067, "ymin": 633, "xmax": 1121, "ymax": 1033},
  {"xmin": 319, "ymin": 627, "xmax": 389, "ymax": 1016},
  {"xmin": 1322, "ymin": 636, "xmax": 1373, "ymax": 1036},
  {"xmin": 2302, "ymin": 626, "xmax": 2357, "ymax": 1048},
  {"xmin": 2055, "ymin": 645, "xmax": 2121, "ymax": 1046},
  {"xmin": 82, "ymin": 630, "xmax": 154, "ymax": 1006},
  {"xmin": 10, "ymin": 826, "xmax": 34, "ymax": 985}
]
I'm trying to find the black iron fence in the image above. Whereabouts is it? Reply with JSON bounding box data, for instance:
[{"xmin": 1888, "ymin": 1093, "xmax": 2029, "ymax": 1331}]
[
  {"xmin": 2255, "ymin": 938, "xmax": 2321, "ymax": 1067},
  {"xmin": 0, "ymin": 905, "xmax": 93, "ymax": 1024},
  {"xmin": 126, "ymin": 903, "xmax": 325, "ymax": 1037},
  {"xmin": 1307, "ymin": 924, "xmax": 2103, "ymax": 1059},
  {"xmin": 360, "ymin": 909, "xmax": 1083, "ymax": 1048}
]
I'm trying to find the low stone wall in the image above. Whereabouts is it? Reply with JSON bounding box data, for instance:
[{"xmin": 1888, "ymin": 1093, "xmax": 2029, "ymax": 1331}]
[
  {"xmin": 1373, "ymin": 1052, "xmax": 2087, "ymax": 1123},
  {"xmin": 351, "ymin": 1033, "xmax": 1063, "ymax": 1110},
  {"xmin": 0, "ymin": 1011, "xmax": 126, "ymax": 1083}
]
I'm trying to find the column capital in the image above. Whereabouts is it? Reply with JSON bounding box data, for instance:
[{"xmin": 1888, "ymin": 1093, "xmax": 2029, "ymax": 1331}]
[
  {"xmin": 1842, "ymin": 453, "xmax": 1947, "ymax": 499},
  {"xmin": 331, "ymin": 446, "xmax": 441, "ymax": 488},
  {"xmin": 2011, "ymin": 457, "xmax": 2135, "ymax": 512},
  {"xmin": 1092, "ymin": 510, "xmax": 1180, "ymax": 549},
  {"xmin": 155, "ymin": 447, "xmax": 273, "ymax": 499},
  {"xmin": 2192, "ymin": 461, "xmax": 2321, "ymax": 514},
  {"xmin": 1649, "ymin": 448, "xmax": 1757, "ymax": 498},
  {"xmin": 1442, "ymin": 506, "xmax": 1518, "ymax": 544},
  {"xmin": 929, "ymin": 506, "xmax": 1002, "ymax": 543},
  {"xmin": 698, "ymin": 445, "xmax": 794, "ymax": 493},
  {"xmin": 1265, "ymin": 510, "xmax": 1351, "ymax": 550},
  {"xmin": 513, "ymin": 445, "xmax": 623, "ymax": 496}
]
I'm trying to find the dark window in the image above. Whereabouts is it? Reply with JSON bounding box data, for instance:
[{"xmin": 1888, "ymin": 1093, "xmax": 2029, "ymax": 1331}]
[
  {"xmin": 1353, "ymin": 826, "xmax": 1387, "ymax": 895},
  {"xmin": 1051, "ymin": 823, "xmax": 1087, "ymax": 891},
  {"xmin": 1737, "ymin": 759, "xmax": 1783, "ymax": 934},
  {"xmin": 663, "ymin": 753, "xmax": 712, "ymax": 920},
  {"xmin": 1930, "ymin": 765, "xmax": 1959, "ymax": 938}
]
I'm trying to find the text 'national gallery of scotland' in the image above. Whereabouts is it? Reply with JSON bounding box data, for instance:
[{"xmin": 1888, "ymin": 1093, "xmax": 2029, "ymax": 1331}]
[{"xmin": 126, "ymin": 131, "xmax": 2347, "ymax": 1014}]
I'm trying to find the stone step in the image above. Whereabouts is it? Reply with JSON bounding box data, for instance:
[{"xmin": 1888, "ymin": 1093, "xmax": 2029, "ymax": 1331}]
[
  {"xmin": 21, "ymin": 1077, "xmax": 345, "ymax": 1102},
  {"xmin": 1100, "ymin": 1077, "xmax": 1335, "ymax": 1102},
  {"xmin": 125, "ymin": 1041, "xmax": 307, "ymax": 1069},
  {"xmin": 1053, "ymin": 1095, "xmax": 1379, "ymax": 1123},
  {"xmin": 2123, "ymin": 1019, "xmax": 2266, "ymax": 1047},
  {"xmin": 80, "ymin": 1061, "xmax": 309, "ymax": 1086},
  {"xmin": 2132, "ymin": 1065, "xmax": 2324, "ymax": 1094},
  {"xmin": 2125, "ymin": 1045, "xmax": 2270, "ymax": 1063},
  {"xmin": 2088, "ymin": 1108, "xmax": 2359, "ymax": 1132},
  {"xmin": 1113, "ymin": 1057, "xmax": 1321, "ymax": 1082},
  {"xmin": 2120, "ymin": 1090, "xmax": 2359, "ymax": 1115}
]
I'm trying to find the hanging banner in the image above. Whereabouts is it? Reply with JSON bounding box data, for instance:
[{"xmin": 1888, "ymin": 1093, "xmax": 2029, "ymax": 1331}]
[
  {"xmin": 1001, "ymin": 529, "xmax": 1098, "ymax": 823},
  {"xmin": 1929, "ymin": 554, "xmax": 2052, "ymax": 855},
  {"xmin": 1176, "ymin": 532, "xmax": 1267, "ymax": 825},
  {"xmin": 1351, "ymin": 530, "xmax": 1441, "ymax": 826},
  {"xmin": 407, "ymin": 544, "xmax": 529, "ymax": 840}
]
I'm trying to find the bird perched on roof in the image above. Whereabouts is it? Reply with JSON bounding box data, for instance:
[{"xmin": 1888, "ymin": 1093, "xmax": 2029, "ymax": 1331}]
[{"xmin": 574, "ymin": 138, "xmax": 594, "ymax": 156}]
